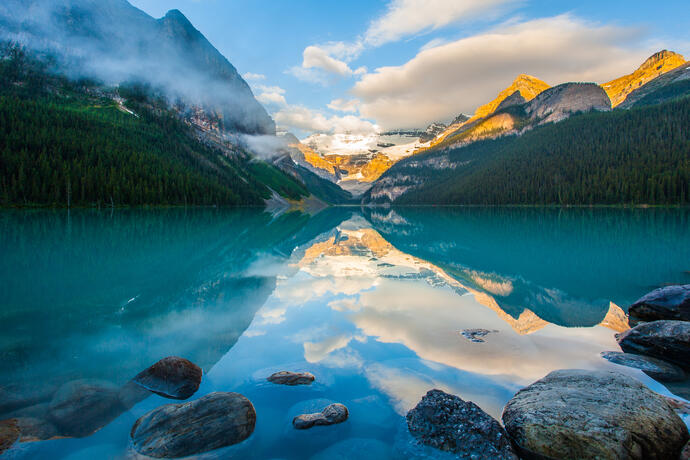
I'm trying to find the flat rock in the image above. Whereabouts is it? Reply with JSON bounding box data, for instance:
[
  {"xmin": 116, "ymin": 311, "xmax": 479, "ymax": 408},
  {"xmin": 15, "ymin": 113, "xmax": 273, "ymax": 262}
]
[
  {"xmin": 131, "ymin": 392, "xmax": 255, "ymax": 458},
  {"xmin": 0, "ymin": 419, "xmax": 19, "ymax": 455},
  {"xmin": 132, "ymin": 356, "xmax": 202, "ymax": 400},
  {"xmin": 617, "ymin": 320, "xmax": 690, "ymax": 369},
  {"xmin": 406, "ymin": 389, "xmax": 517, "ymax": 459},
  {"xmin": 267, "ymin": 371, "xmax": 315, "ymax": 386},
  {"xmin": 629, "ymin": 284, "xmax": 690, "ymax": 324},
  {"xmin": 460, "ymin": 329, "xmax": 499, "ymax": 343},
  {"xmin": 47, "ymin": 380, "xmax": 125, "ymax": 438},
  {"xmin": 293, "ymin": 403, "xmax": 348, "ymax": 430},
  {"xmin": 502, "ymin": 369, "xmax": 689, "ymax": 460},
  {"xmin": 601, "ymin": 351, "xmax": 686, "ymax": 381}
]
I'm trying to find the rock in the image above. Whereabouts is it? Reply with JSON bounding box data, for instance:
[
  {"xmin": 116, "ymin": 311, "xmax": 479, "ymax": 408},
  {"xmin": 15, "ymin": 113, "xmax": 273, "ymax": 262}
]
[
  {"xmin": 293, "ymin": 404, "xmax": 348, "ymax": 430},
  {"xmin": 0, "ymin": 419, "xmax": 19, "ymax": 455},
  {"xmin": 502, "ymin": 369, "xmax": 689, "ymax": 460},
  {"xmin": 406, "ymin": 389, "xmax": 517, "ymax": 459},
  {"xmin": 47, "ymin": 380, "xmax": 125, "ymax": 438},
  {"xmin": 14, "ymin": 417, "xmax": 58, "ymax": 442},
  {"xmin": 617, "ymin": 320, "xmax": 690, "ymax": 369},
  {"xmin": 526, "ymin": 82, "xmax": 612, "ymax": 124},
  {"xmin": 460, "ymin": 328, "xmax": 499, "ymax": 343},
  {"xmin": 628, "ymin": 285, "xmax": 690, "ymax": 325},
  {"xmin": 267, "ymin": 371, "xmax": 315, "ymax": 386},
  {"xmin": 132, "ymin": 356, "xmax": 202, "ymax": 400},
  {"xmin": 601, "ymin": 351, "xmax": 686, "ymax": 381},
  {"xmin": 130, "ymin": 392, "xmax": 255, "ymax": 458}
]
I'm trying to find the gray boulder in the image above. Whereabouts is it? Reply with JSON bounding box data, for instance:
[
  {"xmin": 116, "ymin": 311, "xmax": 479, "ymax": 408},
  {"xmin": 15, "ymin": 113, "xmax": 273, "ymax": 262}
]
[
  {"xmin": 267, "ymin": 371, "xmax": 315, "ymax": 386},
  {"xmin": 47, "ymin": 380, "xmax": 125, "ymax": 438},
  {"xmin": 131, "ymin": 392, "xmax": 255, "ymax": 458},
  {"xmin": 502, "ymin": 369, "xmax": 689, "ymax": 460},
  {"xmin": 132, "ymin": 356, "xmax": 202, "ymax": 400},
  {"xmin": 293, "ymin": 403, "xmax": 348, "ymax": 430},
  {"xmin": 628, "ymin": 285, "xmax": 690, "ymax": 325},
  {"xmin": 617, "ymin": 320, "xmax": 690, "ymax": 369},
  {"xmin": 601, "ymin": 351, "xmax": 686, "ymax": 381},
  {"xmin": 406, "ymin": 389, "xmax": 517, "ymax": 459}
]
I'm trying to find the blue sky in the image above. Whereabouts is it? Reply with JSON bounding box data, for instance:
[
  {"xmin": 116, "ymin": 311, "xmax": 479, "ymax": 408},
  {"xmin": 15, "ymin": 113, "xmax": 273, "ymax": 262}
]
[{"xmin": 129, "ymin": 0, "xmax": 690, "ymax": 136}]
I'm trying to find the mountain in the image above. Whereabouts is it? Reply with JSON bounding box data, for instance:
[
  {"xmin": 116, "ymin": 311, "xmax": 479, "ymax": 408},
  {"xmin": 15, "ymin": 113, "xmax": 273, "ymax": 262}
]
[
  {"xmin": 364, "ymin": 96, "xmax": 690, "ymax": 205},
  {"xmin": 618, "ymin": 63, "xmax": 690, "ymax": 108},
  {"xmin": 420, "ymin": 74, "xmax": 551, "ymax": 151},
  {"xmin": 603, "ymin": 50, "xmax": 686, "ymax": 107},
  {"xmin": 0, "ymin": 0, "xmax": 275, "ymax": 135},
  {"xmin": 525, "ymin": 82, "xmax": 611, "ymax": 124},
  {"xmin": 471, "ymin": 74, "xmax": 551, "ymax": 121}
]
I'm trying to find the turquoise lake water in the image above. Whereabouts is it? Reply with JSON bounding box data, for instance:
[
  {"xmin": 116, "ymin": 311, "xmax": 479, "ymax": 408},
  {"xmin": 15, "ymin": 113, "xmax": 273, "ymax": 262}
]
[{"xmin": 1, "ymin": 207, "xmax": 689, "ymax": 459}]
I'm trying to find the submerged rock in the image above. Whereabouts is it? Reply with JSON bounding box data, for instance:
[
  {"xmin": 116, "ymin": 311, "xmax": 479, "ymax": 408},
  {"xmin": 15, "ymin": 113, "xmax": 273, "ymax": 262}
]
[
  {"xmin": 13, "ymin": 417, "xmax": 58, "ymax": 443},
  {"xmin": 0, "ymin": 419, "xmax": 19, "ymax": 455},
  {"xmin": 130, "ymin": 392, "xmax": 255, "ymax": 458},
  {"xmin": 502, "ymin": 369, "xmax": 689, "ymax": 460},
  {"xmin": 47, "ymin": 380, "xmax": 125, "ymax": 438},
  {"xmin": 132, "ymin": 356, "xmax": 202, "ymax": 400},
  {"xmin": 617, "ymin": 320, "xmax": 690, "ymax": 369},
  {"xmin": 293, "ymin": 403, "xmax": 348, "ymax": 430},
  {"xmin": 629, "ymin": 284, "xmax": 690, "ymax": 324},
  {"xmin": 406, "ymin": 389, "xmax": 517, "ymax": 459},
  {"xmin": 601, "ymin": 351, "xmax": 686, "ymax": 381},
  {"xmin": 267, "ymin": 371, "xmax": 315, "ymax": 386},
  {"xmin": 459, "ymin": 329, "xmax": 499, "ymax": 343}
]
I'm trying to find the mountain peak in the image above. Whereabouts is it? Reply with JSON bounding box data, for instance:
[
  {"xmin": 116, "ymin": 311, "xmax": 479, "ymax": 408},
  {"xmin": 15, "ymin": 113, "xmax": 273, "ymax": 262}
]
[
  {"xmin": 603, "ymin": 49, "xmax": 686, "ymax": 107},
  {"xmin": 471, "ymin": 74, "xmax": 549, "ymax": 120}
]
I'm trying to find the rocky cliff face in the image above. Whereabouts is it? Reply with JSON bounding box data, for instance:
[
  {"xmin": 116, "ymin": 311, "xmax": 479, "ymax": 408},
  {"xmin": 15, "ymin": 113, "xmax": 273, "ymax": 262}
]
[
  {"xmin": 618, "ymin": 62, "xmax": 690, "ymax": 108},
  {"xmin": 471, "ymin": 74, "xmax": 550, "ymax": 121},
  {"xmin": 603, "ymin": 50, "xmax": 686, "ymax": 107},
  {"xmin": 0, "ymin": 0, "xmax": 275, "ymax": 135},
  {"xmin": 526, "ymin": 83, "xmax": 611, "ymax": 124}
]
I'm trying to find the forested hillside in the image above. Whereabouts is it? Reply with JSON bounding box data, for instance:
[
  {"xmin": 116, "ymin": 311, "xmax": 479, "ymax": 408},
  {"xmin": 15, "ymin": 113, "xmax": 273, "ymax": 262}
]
[
  {"xmin": 0, "ymin": 44, "xmax": 308, "ymax": 207},
  {"xmin": 372, "ymin": 97, "xmax": 690, "ymax": 205}
]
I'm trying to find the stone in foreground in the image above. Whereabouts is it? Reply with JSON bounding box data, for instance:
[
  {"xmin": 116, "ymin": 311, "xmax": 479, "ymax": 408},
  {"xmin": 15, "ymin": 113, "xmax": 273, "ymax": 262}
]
[
  {"xmin": 132, "ymin": 356, "xmax": 202, "ymax": 400},
  {"xmin": 293, "ymin": 403, "xmax": 348, "ymax": 430},
  {"xmin": 628, "ymin": 284, "xmax": 690, "ymax": 324},
  {"xmin": 616, "ymin": 320, "xmax": 690, "ymax": 369},
  {"xmin": 131, "ymin": 392, "xmax": 255, "ymax": 458},
  {"xmin": 406, "ymin": 389, "xmax": 517, "ymax": 459},
  {"xmin": 0, "ymin": 419, "xmax": 20, "ymax": 455},
  {"xmin": 502, "ymin": 369, "xmax": 689, "ymax": 460},
  {"xmin": 601, "ymin": 351, "xmax": 686, "ymax": 381},
  {"xmin": 267, "ymin": 371, "xmax": 315, "ymax": 386}
]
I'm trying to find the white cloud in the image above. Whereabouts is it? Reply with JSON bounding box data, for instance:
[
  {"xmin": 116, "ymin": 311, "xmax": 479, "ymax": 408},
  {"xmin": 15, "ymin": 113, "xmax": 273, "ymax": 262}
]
[
  {"xmin": 353, "ymin": 15, "xmax": 654, "ymax": 129},
  {"xmin": 327, "ymin": 98, "xmax": 361, "ymax": 113},
  {"xmin": 273, "ymin": 105, "xmax": 379, "ymax": 135},
  {"xmin": 363, "ymin": 0, "xmax": 519, "ymax": 46},
  {"xmin": 242, "ymin": 72, "xmax": 266, "ymax": 81},
  {"xmin": 253, "ymin": 84, "xmax": 287, "ymax": 107},
  {"xmin": 290, "ymin": 43, "xmax": 368, "ymax": 81}
]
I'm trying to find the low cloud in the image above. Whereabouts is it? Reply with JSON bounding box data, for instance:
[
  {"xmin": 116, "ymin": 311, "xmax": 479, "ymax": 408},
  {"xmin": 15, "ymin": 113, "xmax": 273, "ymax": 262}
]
[
  {"xmin": 242, "ymin": 72, "xmax": 266, "ymax": 81},
  {"xmin": 353, "ymin": 15, "xmax": 654, "ymax": 129},
  {"xmin": 290, "ymin": 43, "xmax": 367, "ymax": 82},
  {"xmin": 274, "ymin": 104, "xmax": 379, "ymax": 135}
]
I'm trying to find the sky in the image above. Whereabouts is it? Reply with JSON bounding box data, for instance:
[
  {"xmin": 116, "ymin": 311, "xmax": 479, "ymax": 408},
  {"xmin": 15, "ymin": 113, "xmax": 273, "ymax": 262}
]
[{"xmin": 129, "ymin": 0, "xmax": 690, "ymax": 137}]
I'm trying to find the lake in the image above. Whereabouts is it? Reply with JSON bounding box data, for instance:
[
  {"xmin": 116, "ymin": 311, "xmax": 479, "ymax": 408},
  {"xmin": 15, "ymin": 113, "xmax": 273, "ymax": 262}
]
[{"xmin": 1, "ymin": 207, "xmax": 689, "ymax": 459}]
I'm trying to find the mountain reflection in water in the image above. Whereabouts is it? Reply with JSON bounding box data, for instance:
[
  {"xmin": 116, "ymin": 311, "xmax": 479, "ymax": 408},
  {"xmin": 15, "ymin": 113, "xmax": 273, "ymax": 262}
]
[{"xmin": 1, "ymin": 207, "xmax": 688, "ymax": 459}]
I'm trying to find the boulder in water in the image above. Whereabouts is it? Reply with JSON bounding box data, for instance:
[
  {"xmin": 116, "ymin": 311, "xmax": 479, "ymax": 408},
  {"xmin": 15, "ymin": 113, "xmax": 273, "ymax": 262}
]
[
  {"xmin": 293, "ymin": 403, "xmax": 348, "ymax": 430},
  {"xmin": 130, "ymin": 392, "xmax": 255, "ymax": 458},
  {"xmin": 601, "ymin": 351, "xmax": 686, "ymax": 381},
  {"xmin": 502, "ymin": 369, "xmax": 689, "ymax": 460},
  {"xmin": 616, "ymin": 320, "xmax": 690, "ymax": 369},
  {"xmin": 629, "ymin": 284, "xmax": 690, "ymax": 325},
  {"xmin": 132, "ymin": 356, "xmax": 202, "ymax": 400},
  {"xmin": 406, "ymin": 389, "xmax": 517, "ymax": 459}
]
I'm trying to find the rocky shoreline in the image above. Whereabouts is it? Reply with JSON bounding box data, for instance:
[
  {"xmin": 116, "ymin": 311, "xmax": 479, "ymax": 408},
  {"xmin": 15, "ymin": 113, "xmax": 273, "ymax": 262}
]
[{"xmin": 1, "ymin": 285, "xmax": 689, "ymax": 459}]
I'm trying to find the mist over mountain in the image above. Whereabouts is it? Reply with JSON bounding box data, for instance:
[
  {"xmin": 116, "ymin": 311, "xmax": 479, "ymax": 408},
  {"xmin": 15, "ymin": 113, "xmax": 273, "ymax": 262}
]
[{"xmin": 0, "ymin": 0, "xmax": 275, "ymax": 135}]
